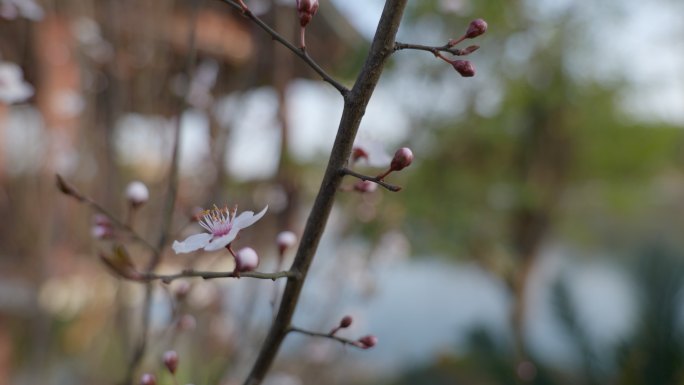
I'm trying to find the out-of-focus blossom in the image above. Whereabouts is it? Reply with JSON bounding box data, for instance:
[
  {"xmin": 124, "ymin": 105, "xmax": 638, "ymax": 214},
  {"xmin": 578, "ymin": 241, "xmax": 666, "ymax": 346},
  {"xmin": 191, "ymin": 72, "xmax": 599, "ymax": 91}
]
[
  {"xmin": 0, "ymin": 61, "xmax": 33, "ymax": 104},
  {"xmin": 71, "ymin": 17, "xmax": 114, "ymax": 62},
  {"xmin": 0, "ymin": 0, "xmax": 44, "ymax": 20},
  {"xmin": 352, "ymin": 139, "xmax": 392, "ymax": 168},
  {"xmin": 172, "ymin": 205, "xmax": 267, "ymax": 253},
  {"xmin": 125, "ymin": 181, "xmax": 150, "ymax": 207},
  {"xmin": 276, "ymin": 231, "xmax": 297, "ymax": 253},
  {"xmin": 353, "ymin": 180, "xmax": 378, "ymax": 193},
  {"xmin": 163, "ymin": 350, "xmax": 179, "ymax": 374},
  {"xmin": 140, "ymin": 373, "xmax": 156, "ymax": 385},
  {"xmin": 187, "ymin": 60, "xmax": 219, "ymax": 109}
]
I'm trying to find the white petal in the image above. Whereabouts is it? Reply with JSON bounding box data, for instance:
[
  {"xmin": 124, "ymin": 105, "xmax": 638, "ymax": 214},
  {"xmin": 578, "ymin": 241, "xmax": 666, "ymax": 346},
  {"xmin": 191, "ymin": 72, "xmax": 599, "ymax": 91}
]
[
  {"xmin": 172, "ymin": 233, "xmax": 212, "ymax": 254},
  {"xmin": 203, "ymin": 230, "xmax": 238, "ymax": 251},
  {"xmin": 233, "ymin": 206, "xmax": 268, "ymax": 230}
]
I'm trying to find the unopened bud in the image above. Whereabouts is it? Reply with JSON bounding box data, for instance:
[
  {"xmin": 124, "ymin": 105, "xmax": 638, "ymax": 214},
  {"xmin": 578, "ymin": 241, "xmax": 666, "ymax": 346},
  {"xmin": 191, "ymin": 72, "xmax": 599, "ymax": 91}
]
[
  {"xmin": 276, "ymin": 231, "xmax": 297, "ymax": 254},
  {"xmin": 174, "ymin": 281, "xmax": 191, "ymax": 301},
  {"xmin": 353, "ymin": 180, "xmax": 378, "ymax": 193},
  {"xmin": 140, "ymin": 374, "xmax": 156, "ymax": 385},
  {"xmin": 465, "ymin": 18, "xmax": 487, "ymax": 39},
  {"xmin": 125, "ymin": 181, "xmax": 149, "ymax": 207},
  {"xmin": 352, "ymin": 146, "xmax": 369, "ymax": 163},
  {"xmin": 91, "ymin": 214, "xmax": 113, "ymax": 239},
  {"xmin": 451, "ymin": 60, "xmax": 475, "ymax": 77},
  {"xmin": 296, "ymin": 0, "xmax": 319, "ymax": 27},
  {"xmin": 339, "ymin": 315, "xmax": 353, "ymax": 328},
  {"xmin": 390, "ymin": 147, "xmax": 414, "ymax": 171},
  {"xmin": 235, "ymin": 247, "xmax": 259, "ymax": 272},
  {"xmin": 355, "ymin": 335, "xmax": 378, "ymax": 349},
  {"xmin": 163, "ymin": 350, "xmax": 179, "ymax": 374}
]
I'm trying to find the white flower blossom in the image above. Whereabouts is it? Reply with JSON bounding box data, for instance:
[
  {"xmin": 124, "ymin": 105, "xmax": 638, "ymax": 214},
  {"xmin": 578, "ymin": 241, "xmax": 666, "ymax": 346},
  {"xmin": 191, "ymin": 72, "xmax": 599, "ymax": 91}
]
[
  {"xmin": 0, "ymin": 61, "xmax": 33, "ymax": 104},
  {"xmin": 172, "ymin": 205, "xmax": 267, "ymax": 253}
]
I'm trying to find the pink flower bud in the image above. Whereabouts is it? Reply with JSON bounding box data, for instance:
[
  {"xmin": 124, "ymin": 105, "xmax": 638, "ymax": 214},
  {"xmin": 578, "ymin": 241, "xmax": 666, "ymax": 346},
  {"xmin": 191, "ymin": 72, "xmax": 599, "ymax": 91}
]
[
  {"xmin": 125, "ymin": 181, "xmax": 149, "ymax": 207},
  {"xmin": 296, "ymin": 0, "xmax": 319, "ymax": 27},
  {"xmin": 163, "ymin": 350, "xmax": 179, "ymax": 374},
  {"xmin": 339, "ymin": 315, "xmax": 353, "ymax": 328},
  {"xmin": 235, "ymin": 247, "xmax": 259, "ymax": 272},
  {"xmin": 390, "ymin": 147, "xmax": 414, "ymax": 171},
  {"xmin": 91, "ymin": 224, "xmax": 113, "ymax": 239},
  {"xmin": 140, "ymin": 374, "xmax": 156, "ymax": 385},
  {"xmin": 352, "ymin": 146, "xmax": 369, "ymax": 163},
  {"xmin": 356, "ymin": 335, "xmax": 378, "ymax": 349},
  {"xmin": 174, "ymin": 281, "xmax": 191, "ymax": 301},
  {"xmin": 451, "ymin": 60, "xmax": 475, "ymax": 77},
  {"xmin": 465, "ymin": 18, "xmax": 487, "ymax": 39},
  {"xmin": 353, "ymin": 180, "xmax": 378, "ymax": 193},
  {"xmin": 93, "ymin": 213, "xmax": 111, "ymax": 226},
  {"xmin": 277, "ymin": 231, "xmax": 297, "ymax": 254}
]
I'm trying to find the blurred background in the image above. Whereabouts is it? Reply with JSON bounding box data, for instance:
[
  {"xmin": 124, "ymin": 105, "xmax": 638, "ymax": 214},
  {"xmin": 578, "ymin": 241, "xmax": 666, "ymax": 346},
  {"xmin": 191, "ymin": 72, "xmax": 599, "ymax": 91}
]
[{"xmin": 1, "ymin": 0, "xmax": 684, "ymax": 384}]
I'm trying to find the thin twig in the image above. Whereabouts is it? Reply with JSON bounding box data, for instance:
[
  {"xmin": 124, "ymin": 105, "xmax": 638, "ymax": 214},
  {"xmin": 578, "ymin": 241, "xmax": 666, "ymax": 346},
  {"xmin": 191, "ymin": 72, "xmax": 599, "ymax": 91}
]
[
  {"xmin": 340, "ymin": 167, "xmax": 402, "ymax": 192},
  {"xmin": 287, "ymin": 326, "xmax": 364, "ymax": 349},
  {"xmin": 394, "ymin": 41, "xmax": 477, "ymax": 56},
  {"xmin": 218, "ymin": 0, "xmax": 349, "ymax": 97},
  {"xmin": 56, "ymin": 175, "xmax": 158, "ymax": 253},
  {"xmin": 137, "ymin": 269, "xmax": 299, "ymax": 284}
]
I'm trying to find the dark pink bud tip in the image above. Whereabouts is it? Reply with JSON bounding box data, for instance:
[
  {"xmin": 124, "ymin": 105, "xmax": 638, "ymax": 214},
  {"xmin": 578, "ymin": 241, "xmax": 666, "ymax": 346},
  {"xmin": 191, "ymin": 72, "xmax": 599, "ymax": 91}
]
[
  {"xmin": 465, "ymin": 18, "xmax": 487, "ymax": 39},
  {"xmin": 390, "ymin": 147, "xmax": 414, "ymax": 172},
  {"xmin": 357, "ymin": 335, "xmax": 378, "ymax": 349},
  {"xmin": 340, "ymin": 315, "xmax": 353, "ymax": 328},
  {"xmin": 451, "ymin": 60, "xmax": 475, "ymax": 77},
  {"xmin": 296, "ymin": 0, "xmax": 319, "ymax": 27},
  {"xmin": 140, "ymin": 374, "xmax": 157, "ymax": 385},
  {"xmin": 163, "ymin": 350, "xmax": 179, "ymax": 374}
]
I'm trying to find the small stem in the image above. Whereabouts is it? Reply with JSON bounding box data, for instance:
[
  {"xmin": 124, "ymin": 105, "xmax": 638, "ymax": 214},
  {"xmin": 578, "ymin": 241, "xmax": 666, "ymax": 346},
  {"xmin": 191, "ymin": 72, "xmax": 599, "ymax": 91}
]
[
  {"xmin": 218, "ymin": 0, "xmax": 349, "ymax": 96},
  {"xmin": 134, "ymin": 269, "xmax": 299, "ymax": 283},
  {"xmin": 287, "ymin": 326, "xmax": 364, "ymax": 349},
  {"xmin": 394, "ymin": 41, "xmax": 473, "ymax": 57},
  {"xmin": 340, "ymin": 168, "xmax": 401, "ymax": 192},
  {"xmin": 56, "ymin": 175, "xmax": 158, "ymax": 253},
  {"xmin": 299, "ymin": 26, "xmax": 306, "ymax": 50}
]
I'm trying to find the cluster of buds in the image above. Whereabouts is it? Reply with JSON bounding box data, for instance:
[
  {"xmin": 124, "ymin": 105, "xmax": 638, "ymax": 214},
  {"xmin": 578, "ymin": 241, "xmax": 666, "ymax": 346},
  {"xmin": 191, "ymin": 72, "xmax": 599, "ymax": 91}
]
[
  {"xmin": 296, "ymin": 0, "xmax": 319, "ymax": 49},
  {"xmin": 440, "ymin": 18, "xmax": 488, "ymax": 77}
]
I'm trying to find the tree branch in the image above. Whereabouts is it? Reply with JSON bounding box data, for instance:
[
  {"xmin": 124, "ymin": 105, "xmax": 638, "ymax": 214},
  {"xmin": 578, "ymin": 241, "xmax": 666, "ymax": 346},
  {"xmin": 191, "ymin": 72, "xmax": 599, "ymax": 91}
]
[
  {"xmin": 394, "ymin": 41, "xmax": 479, "ymax": 56},
  {"xmin": 135, "ymin": 269, "xmax": 299, "ymax": 284},
  {"xmin": 287, "ymin": 326, "xmax": 366, "ymax": 349},
  {"xmin": 340, "ymin": 167, "xmax": 402, "ymax": 192},
  {"xmin": 241, "ymin": 1, "xmax": 409, "ymax": 384},
  {"xmin": 218, "ymin": 0, "xmax": 350, "ymax": 96}
]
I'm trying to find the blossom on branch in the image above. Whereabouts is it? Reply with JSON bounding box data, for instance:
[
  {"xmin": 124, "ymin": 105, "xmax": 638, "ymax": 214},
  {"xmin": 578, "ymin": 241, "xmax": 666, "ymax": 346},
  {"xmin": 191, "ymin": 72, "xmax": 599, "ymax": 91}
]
[{"xmin": 172, "ymin": 205, "xmax": 267, "ymax": 253}]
